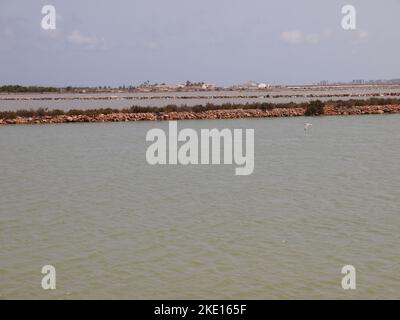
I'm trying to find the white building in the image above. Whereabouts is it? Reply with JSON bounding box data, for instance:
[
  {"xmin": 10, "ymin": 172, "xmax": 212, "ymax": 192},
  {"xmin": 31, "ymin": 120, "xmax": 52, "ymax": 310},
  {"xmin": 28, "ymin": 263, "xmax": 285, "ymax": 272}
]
[{"xmin": 258, "ymin": 83, "xmax": 268, "ymax": 89}]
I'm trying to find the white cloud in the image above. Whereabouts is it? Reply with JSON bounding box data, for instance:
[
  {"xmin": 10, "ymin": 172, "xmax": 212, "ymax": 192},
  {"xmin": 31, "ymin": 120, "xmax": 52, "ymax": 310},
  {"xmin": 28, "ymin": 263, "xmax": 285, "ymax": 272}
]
[
  {"xmin": 281, "ymin": 29, "xmax": 368, "ymax": 46},
  {"xmin": 145, "ymin": 40, "xmax": 158, "ymax": 49},
  {"xmin": 280, "ymin": 30, "xmax": 322, "ymax": 45},
  {"xmin": 281, "ymin": 30, "xmax": 304, "ymax": 45},
  {"xmin": 67, "ymin": 30, "xmax": 98, "ymax": 45},
  {"xmin": 305, "ymin": 33, "xmax": 320, "ymax": 44},
  {"xmin": 40, "ymin": 28, "xmax": 62, "ymax": 39},
  {"xmin": 357, "ymin": 30, "xmax": 368, "ymax": 40}
]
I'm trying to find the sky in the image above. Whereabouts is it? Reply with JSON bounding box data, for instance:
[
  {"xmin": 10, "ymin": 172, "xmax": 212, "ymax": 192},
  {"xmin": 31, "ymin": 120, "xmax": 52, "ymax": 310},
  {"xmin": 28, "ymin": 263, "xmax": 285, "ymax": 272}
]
[{"xmin": 0, "ymin": 0, "xmax": 399, "ymax": 86}]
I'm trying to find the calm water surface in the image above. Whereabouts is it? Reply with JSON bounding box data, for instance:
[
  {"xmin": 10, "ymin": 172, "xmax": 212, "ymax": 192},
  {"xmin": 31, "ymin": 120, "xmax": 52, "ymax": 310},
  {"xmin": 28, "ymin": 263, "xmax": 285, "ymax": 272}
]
[
  {"xmin": 1, "ymin": 87, "xmax": 400, "ymax": 110},
  {"xmin": 0, "ymin": 115, "xmax": 399, "ymax": 299}
]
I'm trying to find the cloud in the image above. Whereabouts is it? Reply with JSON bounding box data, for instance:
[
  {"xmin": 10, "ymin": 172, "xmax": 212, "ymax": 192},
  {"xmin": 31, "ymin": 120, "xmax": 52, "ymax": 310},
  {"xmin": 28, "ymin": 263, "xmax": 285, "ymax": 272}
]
[
  {"xmin": 305, "ymin": 33, "xmax": 320, "ymax": 44},
  {"xmin": 280, "ymin": 30, "xmax": 304, "ymax": 45},
  {"xmin": 280, "ymin": 30, "xmax": 321, "ymax": 45},
  {"xmin": 281, "ymin": 29, "xmax": 368, "ymax": 46},
  {"xmin": 357, "ymin": 30, "xmax": 368, "ymax": 40},
  {"xmin": 145, "ymin": 40, "xmax": 158, "ymax": 49},
  {"xmin": 40, "ymin": 27, "xmax": 62, "ymax": 39},
  {"xmin": 67, "ymin": 30, "xmax": 98, "ymax": 45}
]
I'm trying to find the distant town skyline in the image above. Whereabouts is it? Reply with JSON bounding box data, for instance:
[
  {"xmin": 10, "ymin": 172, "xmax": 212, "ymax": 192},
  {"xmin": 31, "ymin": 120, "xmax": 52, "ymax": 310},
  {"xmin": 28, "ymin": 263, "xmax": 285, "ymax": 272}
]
[
  {"xmin": 1, "ymin": 0, "xmax": 399, "ymax": 87},
  {"xmin": 4, "ymin": 77, "xmax": 400, "ymax": 90}
]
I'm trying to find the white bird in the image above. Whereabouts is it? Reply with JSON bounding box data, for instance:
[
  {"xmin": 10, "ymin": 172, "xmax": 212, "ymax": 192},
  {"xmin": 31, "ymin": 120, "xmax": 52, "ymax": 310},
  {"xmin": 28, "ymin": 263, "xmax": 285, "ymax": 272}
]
[{"xmin": 304, "ymin": 123, "xmax": 312, "ymax": 132}]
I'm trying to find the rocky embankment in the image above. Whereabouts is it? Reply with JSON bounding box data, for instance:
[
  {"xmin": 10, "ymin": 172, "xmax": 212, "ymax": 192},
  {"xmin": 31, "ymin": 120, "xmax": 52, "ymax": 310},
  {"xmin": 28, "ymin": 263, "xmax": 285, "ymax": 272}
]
[{"xmin": 1, "ymin": 105, "xmax": 400, "ymax": 125}]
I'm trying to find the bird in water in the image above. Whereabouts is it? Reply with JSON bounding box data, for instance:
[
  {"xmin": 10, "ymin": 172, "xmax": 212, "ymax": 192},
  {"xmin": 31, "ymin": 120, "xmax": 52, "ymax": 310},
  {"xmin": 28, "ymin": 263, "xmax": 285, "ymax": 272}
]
[{"xmin": 304, "ymin": 123, "xmax": 312, "ymax": 132}]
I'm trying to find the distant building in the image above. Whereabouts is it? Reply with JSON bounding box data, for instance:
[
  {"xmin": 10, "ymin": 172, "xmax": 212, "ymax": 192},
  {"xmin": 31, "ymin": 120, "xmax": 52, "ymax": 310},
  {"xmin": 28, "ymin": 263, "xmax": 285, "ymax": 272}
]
[
  {"xmin": 240, "ymin": 81, "xmax": 258, "ymax": 88},
  {"xmin": 201, "ymin": 83, "xmax": 216, "ymax": 90},
  {"xmin": 258, "ymin": 83, "xmax": 268, "ymax": 89}
]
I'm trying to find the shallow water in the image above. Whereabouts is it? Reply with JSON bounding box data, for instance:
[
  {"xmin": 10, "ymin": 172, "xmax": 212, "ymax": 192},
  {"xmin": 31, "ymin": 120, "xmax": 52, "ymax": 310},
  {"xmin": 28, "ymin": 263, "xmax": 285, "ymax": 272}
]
[
  {"xmin": 1, "ymin": 87, "xmax": 400, "ymax": 111},
  {"xmin": 0, "ymin": 115, "xmax": 399, "ymax": 299}
]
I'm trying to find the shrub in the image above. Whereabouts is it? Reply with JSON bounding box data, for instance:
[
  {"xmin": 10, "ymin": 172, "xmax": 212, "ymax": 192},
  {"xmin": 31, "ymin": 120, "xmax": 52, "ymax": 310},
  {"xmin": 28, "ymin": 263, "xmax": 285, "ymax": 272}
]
[
  {"xmin": 36, "ymin": 108, "xmax": 48, "ymax": 117},
  {"xmin": 15, "ymin": 109, "xmax": 36, "ymax": 117},
  {"xmin": 305, "ymin": 100, "xmax": 325, "ymax": 116},
  {"xmin": 0, "ymin": 111, "xmax": 17, "ymax": 119},
  {"xmin": 47, "ymin": 109, "xmax": 65, "ymax": 116},
  {"xmin": 164, "ymin": 105, "xmax": 178, "ymax": 113}
]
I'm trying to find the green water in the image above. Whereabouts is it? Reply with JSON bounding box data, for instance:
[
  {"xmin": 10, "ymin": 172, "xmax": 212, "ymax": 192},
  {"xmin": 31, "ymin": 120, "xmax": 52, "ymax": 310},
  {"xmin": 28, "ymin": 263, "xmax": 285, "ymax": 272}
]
[{"xmin": 0, "ymin": 115, "xmax": 399, "ymax": 299}]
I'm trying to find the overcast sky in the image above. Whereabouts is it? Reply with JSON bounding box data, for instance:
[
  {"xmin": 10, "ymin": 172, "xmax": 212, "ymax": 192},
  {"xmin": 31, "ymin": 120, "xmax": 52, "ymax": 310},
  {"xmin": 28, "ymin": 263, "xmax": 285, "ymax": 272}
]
[{"xmin": 0, "ymin": 0, "xmax": 399, "ymax": 86}]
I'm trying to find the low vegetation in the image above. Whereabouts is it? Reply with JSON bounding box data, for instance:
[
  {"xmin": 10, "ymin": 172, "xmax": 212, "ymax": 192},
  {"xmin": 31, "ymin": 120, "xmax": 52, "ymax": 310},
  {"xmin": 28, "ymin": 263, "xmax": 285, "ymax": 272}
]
[
  {"xmin": 305, "ymin": 100, "xmax": 325, "ymax": 116},
  {"xmin": 0, "ymin": 85, "xmax": 59, "ymax": 93},
  {"xmin": 1, "ymin": 98, "xmax": 400, "ymax": 120}
]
